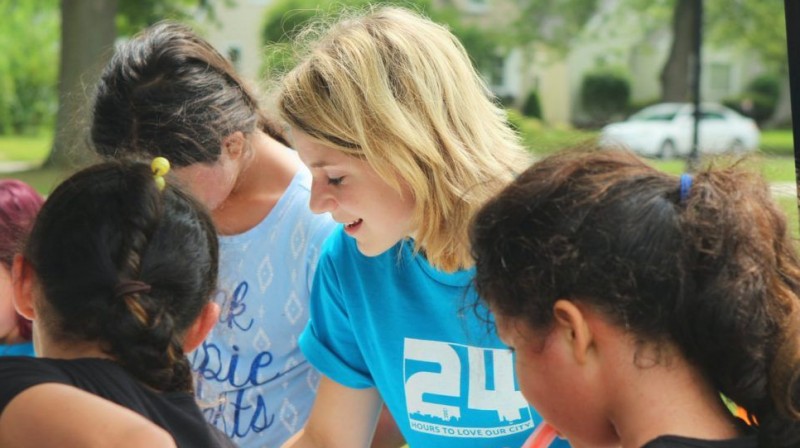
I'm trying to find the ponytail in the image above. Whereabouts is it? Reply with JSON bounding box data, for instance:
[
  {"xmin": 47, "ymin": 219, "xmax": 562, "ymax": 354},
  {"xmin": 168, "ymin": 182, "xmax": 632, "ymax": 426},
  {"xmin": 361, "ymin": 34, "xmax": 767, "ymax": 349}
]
[{"xmin": 471, "ymin": 149, "xmax": 800, "ymax": 446}]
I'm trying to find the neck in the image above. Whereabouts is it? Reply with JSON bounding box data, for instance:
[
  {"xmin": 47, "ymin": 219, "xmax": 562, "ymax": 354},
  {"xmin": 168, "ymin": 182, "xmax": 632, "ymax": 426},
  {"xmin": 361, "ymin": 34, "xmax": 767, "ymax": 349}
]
[
  {"xmin": 608, "ymin": 348, "xmax": 742, "ymax": 447},
  {"xmin": 0, "ymin": 326, "xmax": 24, "ymax": 346},
  {"xmin": 34, "ymin": 328, "xmax": 112, "ymax": 360},
  {"xmin": 213, "ymin": 130, "xmax": 301, "ymax": 235}
]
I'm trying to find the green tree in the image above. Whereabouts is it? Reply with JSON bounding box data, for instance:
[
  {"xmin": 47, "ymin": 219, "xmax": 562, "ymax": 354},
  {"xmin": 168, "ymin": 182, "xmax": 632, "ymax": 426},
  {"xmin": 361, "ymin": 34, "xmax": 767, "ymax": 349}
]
[
  {"xmin": 0, "ymin": 0, "xmax": 59, "ymax": 135},
  {"xmin": 260, "ymin": 0, "xmax": 504, "ymax": 82},
  {"xmin": 705, "ymin": 0, "xmax": 788, "ymax": 126},
  {"xmin": 624, "ymin": 0, "xmax": 786, "ymax": 108},
  {"xmin": 514, "ymin": 0, "xmax": 599, "ymax": 54},
  {"xmin": 49, "ymin": 0, "xmax": 117, "ymax": 168},
  {"xmin": 660, "ymin": 0, "xmax": 697, "ymax": 102}
]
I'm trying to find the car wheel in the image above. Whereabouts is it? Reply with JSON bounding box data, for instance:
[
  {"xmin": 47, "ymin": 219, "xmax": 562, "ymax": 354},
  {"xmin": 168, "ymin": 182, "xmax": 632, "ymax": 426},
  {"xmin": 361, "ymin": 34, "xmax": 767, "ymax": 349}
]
[{"xmin": 659, "ymin": 140, "xmax": 677, "ymax": 159}]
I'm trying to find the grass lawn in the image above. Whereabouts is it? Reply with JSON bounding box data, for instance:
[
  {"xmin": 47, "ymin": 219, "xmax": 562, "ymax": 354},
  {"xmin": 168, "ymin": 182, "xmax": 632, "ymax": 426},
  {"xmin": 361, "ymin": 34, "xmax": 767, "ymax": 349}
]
[
  {"xmin": 760, "ymin": 129, "xmax": 795, "ymax": 157},
  {"xmin": 0, "ymin": 166, "xmax": 73, "ymax": 195},
  {"xmin": 648, "ymin": 154, "xmax": 797, "ymax": 183},
  {"xmin": 0, "ymin": 131, "xmax": 52, "ymax": 162},
  {"xmin": 0, "ymin": 132, "xmax": 78, "ymax": 194}
]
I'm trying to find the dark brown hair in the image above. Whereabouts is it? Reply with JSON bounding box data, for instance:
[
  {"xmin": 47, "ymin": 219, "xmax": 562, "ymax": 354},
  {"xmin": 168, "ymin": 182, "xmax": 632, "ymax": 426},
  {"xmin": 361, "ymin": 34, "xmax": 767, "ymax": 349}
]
[
  {"xmin": 25, "ymin": 161, "xmax": 218, "ymax": 392},
  {"xmin": 471, "ymin": 148, "xmax": 800, "ymax": 447},
  {"xmin": 91, "ymin": 21, "xmax": 287, "ymax": 166}
]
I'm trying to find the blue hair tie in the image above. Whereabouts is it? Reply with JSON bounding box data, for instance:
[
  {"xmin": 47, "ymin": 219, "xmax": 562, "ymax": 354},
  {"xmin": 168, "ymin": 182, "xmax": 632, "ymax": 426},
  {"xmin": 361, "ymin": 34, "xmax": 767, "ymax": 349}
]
[{"xmin": 679, "ymin": 173, "xmax": 693, "ymax": 203}]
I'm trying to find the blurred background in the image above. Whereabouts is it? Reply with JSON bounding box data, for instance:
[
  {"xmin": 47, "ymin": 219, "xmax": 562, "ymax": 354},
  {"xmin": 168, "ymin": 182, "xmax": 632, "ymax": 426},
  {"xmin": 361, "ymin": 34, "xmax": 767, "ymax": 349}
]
[{"xmin": 0, "ymin": 0, "xmax": 794, "ymax": 223}]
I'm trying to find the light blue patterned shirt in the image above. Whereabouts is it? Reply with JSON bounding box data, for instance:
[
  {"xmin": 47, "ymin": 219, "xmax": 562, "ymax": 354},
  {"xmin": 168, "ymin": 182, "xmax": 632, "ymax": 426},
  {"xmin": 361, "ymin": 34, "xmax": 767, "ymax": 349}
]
[{"xmin": 190, "ymin": 168, "xmax": 336, "ymax": 448}]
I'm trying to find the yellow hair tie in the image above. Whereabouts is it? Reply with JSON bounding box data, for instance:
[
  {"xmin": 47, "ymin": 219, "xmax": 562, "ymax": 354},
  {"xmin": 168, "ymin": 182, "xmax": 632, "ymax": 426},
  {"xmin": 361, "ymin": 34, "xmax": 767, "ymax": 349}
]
[{"xmin": 151, "ymin": 157, "xmax": 171, "ymax": 191}]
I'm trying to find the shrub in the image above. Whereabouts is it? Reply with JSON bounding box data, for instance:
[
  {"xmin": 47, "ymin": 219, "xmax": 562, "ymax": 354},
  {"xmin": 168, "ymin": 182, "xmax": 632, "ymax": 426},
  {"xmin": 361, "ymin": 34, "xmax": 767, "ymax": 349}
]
[
  {"xmin": 521, "ymin": 90, "xmax": 542, "ymax": 119},
  {"xmin": 580, "ymin": 68, "xmax": 630, "ymax": 125},
  {"xmin": 724, "ymin": 74, "xmax": 780, "ymax": 125}
]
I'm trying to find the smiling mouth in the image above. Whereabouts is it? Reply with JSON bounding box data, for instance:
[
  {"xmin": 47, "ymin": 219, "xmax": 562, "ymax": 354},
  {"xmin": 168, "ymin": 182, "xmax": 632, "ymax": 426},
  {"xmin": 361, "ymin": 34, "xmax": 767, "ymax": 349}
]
[{"xmin": 345, "ymin": 219, "xmax": 363, "ymax": 229}]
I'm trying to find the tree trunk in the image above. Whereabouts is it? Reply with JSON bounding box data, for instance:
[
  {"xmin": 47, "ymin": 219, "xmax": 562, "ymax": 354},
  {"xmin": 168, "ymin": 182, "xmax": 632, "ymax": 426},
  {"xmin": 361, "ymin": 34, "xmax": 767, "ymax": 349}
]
[
  {"xmin": 45, "ymin": 0, "xmax": 117, "ymax": 169},
  {"xmin": 766, "ymin": 73, "xmax": 792, "ymax": 128},
  {"xmin": 660, "ymin": 0, "xmax": 697, "ymax": 102}
]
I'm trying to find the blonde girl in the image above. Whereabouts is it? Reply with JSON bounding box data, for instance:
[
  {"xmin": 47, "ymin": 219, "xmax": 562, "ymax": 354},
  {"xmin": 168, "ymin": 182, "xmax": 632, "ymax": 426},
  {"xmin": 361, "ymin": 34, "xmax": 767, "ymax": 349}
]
[{"xmin": 276, "ymin": 7, "xmax": 569, "ymax": 448}]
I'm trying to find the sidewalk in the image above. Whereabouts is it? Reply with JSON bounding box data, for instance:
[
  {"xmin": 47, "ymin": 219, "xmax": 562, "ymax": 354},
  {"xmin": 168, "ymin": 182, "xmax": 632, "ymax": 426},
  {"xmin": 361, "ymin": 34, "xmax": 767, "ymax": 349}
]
[
  {"xmin": 772, "ymin": 182, "xmax": 797, "ymax": 198},
  {"xmin": 0, "ymin": 161, "xmax": 39, "ymax": 173}
]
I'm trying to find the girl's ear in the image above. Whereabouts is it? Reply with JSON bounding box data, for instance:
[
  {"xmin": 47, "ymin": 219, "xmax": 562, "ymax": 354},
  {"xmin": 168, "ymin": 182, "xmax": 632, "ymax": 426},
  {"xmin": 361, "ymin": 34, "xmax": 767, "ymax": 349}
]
[
  {"xmin": 11, "ymin": 254, "xmax": 37, "ymax": 320},
  {"xmin": 552, "ymin": 299, "xmax": 594, "ymax": 365},
  {"xmin": 183, "ymin": 302, "xmax": 220, "ymax": 353},
  {"xmin": 222, "ymin": 131, "xmax": 246, "ymax": 160}
]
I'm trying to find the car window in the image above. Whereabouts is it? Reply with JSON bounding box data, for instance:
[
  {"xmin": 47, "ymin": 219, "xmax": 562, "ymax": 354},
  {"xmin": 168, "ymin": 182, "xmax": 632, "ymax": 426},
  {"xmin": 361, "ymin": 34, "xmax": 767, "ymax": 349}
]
[
  {"xmin": 630, "ymin": 110, "xmax": 678, "ymax": 121},
  {"xmin": 700, "ymin": 111, "xmax": 725, "ymax": 120}
]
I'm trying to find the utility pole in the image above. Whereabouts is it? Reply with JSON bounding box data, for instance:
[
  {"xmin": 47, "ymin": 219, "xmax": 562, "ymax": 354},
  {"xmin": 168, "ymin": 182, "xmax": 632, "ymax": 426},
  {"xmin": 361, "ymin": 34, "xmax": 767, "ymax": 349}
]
[
  {"xmin": 785, "ymin": 0, "xmax": 800, "ymax": 229},
  {"xmin": 687, "ymin": 0, "xmax": 703, "ymax": 171}
]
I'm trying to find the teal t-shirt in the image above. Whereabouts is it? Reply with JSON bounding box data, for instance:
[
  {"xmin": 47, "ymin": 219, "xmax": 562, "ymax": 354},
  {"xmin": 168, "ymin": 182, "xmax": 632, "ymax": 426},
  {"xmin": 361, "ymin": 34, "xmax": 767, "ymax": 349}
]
[
  {"xmin": 0, "ymin": 341, "xmax": 34, "ymax": 357},
  {"xmin": 300, "ymin": 228, "xmax": 570, "ymax": 448}
]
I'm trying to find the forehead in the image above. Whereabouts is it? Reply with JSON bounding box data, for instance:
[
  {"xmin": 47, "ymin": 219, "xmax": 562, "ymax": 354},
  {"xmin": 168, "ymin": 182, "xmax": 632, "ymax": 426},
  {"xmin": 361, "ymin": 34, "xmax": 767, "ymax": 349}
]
[{"xmin": 291, "ymin": 131, "xmax": 354, "ymax": 168}]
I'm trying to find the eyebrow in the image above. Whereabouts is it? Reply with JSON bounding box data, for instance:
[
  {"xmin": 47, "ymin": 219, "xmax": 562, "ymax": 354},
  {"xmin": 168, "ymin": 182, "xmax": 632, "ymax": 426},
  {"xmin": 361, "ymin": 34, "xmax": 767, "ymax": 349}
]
[{"xmin": 308, "ymin": 161, "xmax": 331, "ymax": 169}]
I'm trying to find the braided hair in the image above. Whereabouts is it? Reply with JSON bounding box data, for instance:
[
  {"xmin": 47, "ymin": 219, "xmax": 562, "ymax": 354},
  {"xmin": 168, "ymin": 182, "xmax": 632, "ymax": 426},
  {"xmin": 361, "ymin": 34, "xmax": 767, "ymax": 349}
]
[{"xmin": 25, "ymin": 160, "xmax": 218, "ymax": 392}]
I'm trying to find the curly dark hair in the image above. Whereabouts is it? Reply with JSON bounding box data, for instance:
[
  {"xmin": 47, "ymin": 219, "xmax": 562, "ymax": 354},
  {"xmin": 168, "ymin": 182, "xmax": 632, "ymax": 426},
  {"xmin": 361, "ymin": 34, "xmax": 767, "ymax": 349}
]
[{"xmin": 471, "ymin": 148, "xmax": 800, "ymax": 447}]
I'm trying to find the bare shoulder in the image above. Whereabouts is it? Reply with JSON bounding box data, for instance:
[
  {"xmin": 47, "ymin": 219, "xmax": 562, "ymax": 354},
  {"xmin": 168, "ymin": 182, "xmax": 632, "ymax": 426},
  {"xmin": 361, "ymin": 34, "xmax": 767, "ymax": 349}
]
[{"xmin": 0, "ymin": 383, "xmax": 175, "ymax": 448}]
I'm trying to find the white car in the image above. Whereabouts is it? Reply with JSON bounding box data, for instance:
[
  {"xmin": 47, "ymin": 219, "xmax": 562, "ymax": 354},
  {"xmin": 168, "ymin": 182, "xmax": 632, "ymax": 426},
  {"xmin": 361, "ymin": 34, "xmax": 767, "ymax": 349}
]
[{"xmin": 599, "ymin": 102, "xmax": 760, "ymax": 158}]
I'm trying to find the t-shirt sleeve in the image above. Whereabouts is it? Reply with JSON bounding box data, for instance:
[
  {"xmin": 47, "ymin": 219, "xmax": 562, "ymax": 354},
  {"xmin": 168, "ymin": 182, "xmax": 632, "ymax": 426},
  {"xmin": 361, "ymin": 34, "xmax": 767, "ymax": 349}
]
[
  {"xmin": 0, "ymin": 357, "xmax": 69, "ymax": 412},
  {"xmin": 299, "ymin": 232, "xmax": 374, "ymax": 389}
]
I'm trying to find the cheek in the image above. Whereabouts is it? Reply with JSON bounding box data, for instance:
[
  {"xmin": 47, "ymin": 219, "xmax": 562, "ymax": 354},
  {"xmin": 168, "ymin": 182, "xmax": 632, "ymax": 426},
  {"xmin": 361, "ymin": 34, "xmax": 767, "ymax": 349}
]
[
  {"xmin": 515, "ymin": 353, "xmax": 563, "ymax": 417},
  {"xmin": 0, "ymin": 282, "xmax": 17, "ymax": 331},
  {"xmin": 517, "ymin": 354, "xmax": 617, "ymax": 447},
  {"xmin": 183, "ymin": 174, "xmax": 230, "ymax": 210}
]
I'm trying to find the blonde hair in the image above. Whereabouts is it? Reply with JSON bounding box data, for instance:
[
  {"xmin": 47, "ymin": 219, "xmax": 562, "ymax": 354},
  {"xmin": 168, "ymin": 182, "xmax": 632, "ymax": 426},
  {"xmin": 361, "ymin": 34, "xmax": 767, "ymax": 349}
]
[{"xmin": 277, "ymin": 6, "xmax": 530, "ymax": 271}]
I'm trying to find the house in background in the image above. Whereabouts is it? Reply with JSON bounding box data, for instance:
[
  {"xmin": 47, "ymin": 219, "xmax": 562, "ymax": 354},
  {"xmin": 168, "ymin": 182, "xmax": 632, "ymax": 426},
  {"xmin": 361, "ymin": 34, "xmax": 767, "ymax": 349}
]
[
  {"xmin": 469, "ymin": 0, "xmax": 768, "ymax": 125},
  {"xmin": 200, "ymin": 0, "xmax": 768, "ymax": 127},
  {"xmin": 200, "ymin": 0, "xmax": 273, "ymax": 86}
]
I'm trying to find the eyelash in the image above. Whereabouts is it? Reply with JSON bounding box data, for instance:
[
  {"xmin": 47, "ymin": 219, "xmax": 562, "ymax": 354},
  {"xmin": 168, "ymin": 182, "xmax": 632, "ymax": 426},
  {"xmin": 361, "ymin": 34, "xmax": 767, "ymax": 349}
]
[{"xmin": 327, "ymin": 176, "xmax": 344, "ymax": 186}]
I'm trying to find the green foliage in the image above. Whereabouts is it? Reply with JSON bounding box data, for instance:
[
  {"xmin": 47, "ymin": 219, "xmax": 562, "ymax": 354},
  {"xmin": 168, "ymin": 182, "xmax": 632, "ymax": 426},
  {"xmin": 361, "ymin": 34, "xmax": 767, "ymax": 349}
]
[
  {"xmin": 260, "ymin": 0, "xmax": 505, "ymax": 80},
  {"xmin": 748, "ymin": 74, "xmax": 780, "ymax": 100},
  {"xmin": 705, "ymin": 0, "xmax": 786, "ymax": 70},
  {"xmin": 759, "ymin": 129, "xmax": 795, "ymax": 157},
  {"xmin": 117, "ymin": 0, "xmax": 229, "ymax": 36},
  {"xmin": 0, "ymin": 0, "xmax": 218, "ymax": 136},
  {"xmin": 723, "ymin": 74, "xmax": 781, "ymax": 125},
  {"xmin": 521, "ymin": 90, "xmax": 542, "ymax": 119},
  {"xmin": 506, "ymin": 109, "xmax": 602, "ymax": 155},
  {"xmin": 580, "ymin": 68, "xmax": 630, "ymax": 124},
  {"xmin": 515, "ymin": 0, "xmax": 599, "ymax": 53},
  {"xmin": 0, "ymin": 0, "xmax": 59, "ymax": 135}
]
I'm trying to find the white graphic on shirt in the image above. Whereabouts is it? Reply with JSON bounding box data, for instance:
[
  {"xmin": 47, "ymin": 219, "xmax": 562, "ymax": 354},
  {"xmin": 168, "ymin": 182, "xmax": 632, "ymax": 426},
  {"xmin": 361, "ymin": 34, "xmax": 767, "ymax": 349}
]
[{"xmin": 403, "ymin": 338, "xmax": 533, "ymax": 439}]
